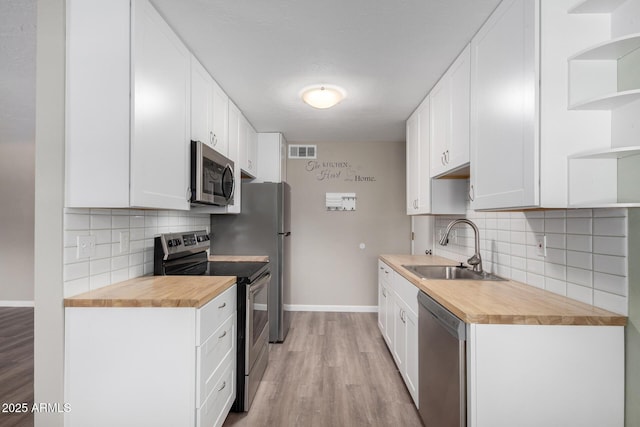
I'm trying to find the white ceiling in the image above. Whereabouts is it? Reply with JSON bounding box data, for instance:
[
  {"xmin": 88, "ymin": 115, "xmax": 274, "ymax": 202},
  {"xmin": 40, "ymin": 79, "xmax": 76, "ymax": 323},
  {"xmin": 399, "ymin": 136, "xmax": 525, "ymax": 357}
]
[{"xmin": 151, "ymin": 0, "xmax": 501, "ymax": 143}]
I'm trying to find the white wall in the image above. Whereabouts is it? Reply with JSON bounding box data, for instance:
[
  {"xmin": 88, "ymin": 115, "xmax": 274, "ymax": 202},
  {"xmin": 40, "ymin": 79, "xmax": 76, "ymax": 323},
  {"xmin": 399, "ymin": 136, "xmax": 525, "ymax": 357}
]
[
  {"xmin": 433, "ymin": 190, "xmax": 629, "ymax": 315},
  {"xmin": 0, "ymin": 0, "xmax": 36, "ymax": 304}
]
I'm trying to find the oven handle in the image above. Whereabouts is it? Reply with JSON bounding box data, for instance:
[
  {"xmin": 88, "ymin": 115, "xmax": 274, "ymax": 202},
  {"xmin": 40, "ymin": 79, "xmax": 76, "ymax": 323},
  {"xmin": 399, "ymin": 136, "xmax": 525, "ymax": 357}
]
[{"xmin": 248, "ymin": 273, "xmax": 271, "ymax": 297}]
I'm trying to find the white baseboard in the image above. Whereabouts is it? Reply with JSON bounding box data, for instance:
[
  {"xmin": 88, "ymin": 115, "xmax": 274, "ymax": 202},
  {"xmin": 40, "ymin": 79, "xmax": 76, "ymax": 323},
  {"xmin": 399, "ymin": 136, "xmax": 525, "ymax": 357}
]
[
  {"xmin": 284, "ymin": 304, "xmax": 377, "ymax": 313},
  {"xmin": 0, "ymin": 300, "xmax": 35, "ymax": 307}
]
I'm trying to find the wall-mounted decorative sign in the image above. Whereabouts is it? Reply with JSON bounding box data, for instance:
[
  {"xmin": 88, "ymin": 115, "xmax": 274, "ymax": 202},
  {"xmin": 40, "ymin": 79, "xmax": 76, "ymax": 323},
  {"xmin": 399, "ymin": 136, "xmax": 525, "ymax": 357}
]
[
  {"xmin": 326, "ymin": 193, "xmax": 356, "ymax": 211},
  {"xmin": 306, "ymin": 160, "xmax": 377, "ymax": 183}
]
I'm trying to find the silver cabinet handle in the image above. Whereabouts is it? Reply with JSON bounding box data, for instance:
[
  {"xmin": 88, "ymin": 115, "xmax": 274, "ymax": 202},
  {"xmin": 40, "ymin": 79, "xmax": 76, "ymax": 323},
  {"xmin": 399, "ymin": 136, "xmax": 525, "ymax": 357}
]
[
  {"xmin": 212, "ymin": 133, "xmax": 218, "ymax": 146},
  {"xmin": 209, "ymin": 131, "xmax": 214, "ymax": 145},
  {"xmin": 218, "ymin": 381, "xmax": 226, "ymax": 392},
  {"xmin": 186, "ymin": 187, "xmax": 191, "ymax": 202},
  {"xmin": 445, "ymin": 150, "xmax": 450, "ymax": 164},
  {"xmin": 218, "ymin": 330, "xmax": 227, "ymax": 339},
  {"xmin": 218, "ymin": 302, "xmax": 226, "ymax": 309},
  {"xmin": 382, "ymin": 288, "xmax": 386, "ymax": 297},
  {"xmin": 441, "ymin": 153, "xmax": 446, "ymax": 165},
  {"xmin": 469, "ymin": 184, "xmax": 475, "ymax": 202}
]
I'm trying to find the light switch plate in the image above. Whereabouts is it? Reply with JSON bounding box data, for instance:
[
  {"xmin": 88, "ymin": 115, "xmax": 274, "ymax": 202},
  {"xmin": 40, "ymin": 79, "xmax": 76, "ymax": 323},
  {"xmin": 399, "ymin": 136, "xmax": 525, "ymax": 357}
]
[
  {"xmin": 77, "ymin": 235, "xmax": 96, "ymax": 259},
  {"xmin": 119, "ymin": 231, "xmax": 130, "ymax": 254}
]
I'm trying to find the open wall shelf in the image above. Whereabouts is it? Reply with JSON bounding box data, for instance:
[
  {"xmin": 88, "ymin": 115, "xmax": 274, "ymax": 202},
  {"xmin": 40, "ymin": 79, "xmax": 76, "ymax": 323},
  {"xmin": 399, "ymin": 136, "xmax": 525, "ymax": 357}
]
[
  {"xmin": 568, "ymin": 33, "xmax": 640, "ymax": 110},
  {"xmin": 568, "ymin": 146, "xmax": 640, "ymax": 207}
]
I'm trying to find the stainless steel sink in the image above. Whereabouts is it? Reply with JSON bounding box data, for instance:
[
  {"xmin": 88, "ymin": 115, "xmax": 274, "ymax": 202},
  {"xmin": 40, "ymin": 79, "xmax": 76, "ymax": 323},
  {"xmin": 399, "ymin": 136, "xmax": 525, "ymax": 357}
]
[{"xmin": 402, "ymin": 265, "xmax": 506, "ymax": 281}]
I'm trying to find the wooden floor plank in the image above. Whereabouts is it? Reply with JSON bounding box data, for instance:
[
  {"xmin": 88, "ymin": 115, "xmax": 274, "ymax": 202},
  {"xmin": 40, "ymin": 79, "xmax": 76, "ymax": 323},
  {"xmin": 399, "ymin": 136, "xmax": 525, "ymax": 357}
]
[
  {"xmin": 0, "ymin": 307, "xmax": 34, "ymax": 427},
  {"xmin": 224, "ymin": 311, "xmax": 422, "ymax": 427}
]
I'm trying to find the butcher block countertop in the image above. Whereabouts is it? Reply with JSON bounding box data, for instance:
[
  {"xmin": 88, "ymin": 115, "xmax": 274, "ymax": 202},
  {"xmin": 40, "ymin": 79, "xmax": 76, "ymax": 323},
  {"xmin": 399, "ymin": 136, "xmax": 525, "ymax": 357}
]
[
  {"xmin": 380, "ymin": 254, "xmax": 627, "ymax": 326},
  {"xmin": 64, "ymin": 276, "xmax": 236, "ymax": 308}
]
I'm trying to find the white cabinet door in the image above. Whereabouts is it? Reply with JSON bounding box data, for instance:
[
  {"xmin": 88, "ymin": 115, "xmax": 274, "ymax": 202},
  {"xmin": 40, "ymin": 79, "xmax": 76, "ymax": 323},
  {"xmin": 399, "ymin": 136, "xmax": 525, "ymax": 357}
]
[
  {"xmin": 225, "ymin": 101, "xmax": 242, "ymax": 214},
  {"xmin": 404, "ymin": 309, "xmax": 419, "ymax": 406},
  {"xmin": 257, "ymin": 133, "xmax": 287, "ymax": 183},
  {"xmin": 191, "ymin": 57, "xmax": 213, "ymax": 147},
  {"xmin": 66, "ymin": 0, "xmax": 131, "ymax": 208},
  {"xmin": 430, "ymin": 77, "xmax": 450, "ymax": 177},
  {"xmin": 470, "ymin": 0, "xmax": 537, "ymax": 210},
  {"xmin": 406, "ymin": 112, "xmax": 420, "ymax": 214},
  {"xmin": 240, "ymin": 114, "xmax": 258, "ymax": 177},
  {"xmin": 211, "ymin": 81, "xmax": 229, "ymax": 156},
  {"xmin": 430, "ymin": 45, "xmax": 470, "ymax": 178},
  {"xmin": 392, "ymin": 298, "xmax": 406, "ymax": 372},
  {"xmin": 449, "ymin": 45, "xmax": 471, "ymax": 171},
  {"xmin": 130, "ymin": 0, "xmax": 190, "ymax": 210}
]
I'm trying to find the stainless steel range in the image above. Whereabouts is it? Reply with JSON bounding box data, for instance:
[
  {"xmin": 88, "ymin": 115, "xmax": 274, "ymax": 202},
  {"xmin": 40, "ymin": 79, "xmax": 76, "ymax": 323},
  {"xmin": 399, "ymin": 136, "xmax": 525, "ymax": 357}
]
[{"xmin": 154, "ymin": 230, "xmax": 270, "ymax": 412}]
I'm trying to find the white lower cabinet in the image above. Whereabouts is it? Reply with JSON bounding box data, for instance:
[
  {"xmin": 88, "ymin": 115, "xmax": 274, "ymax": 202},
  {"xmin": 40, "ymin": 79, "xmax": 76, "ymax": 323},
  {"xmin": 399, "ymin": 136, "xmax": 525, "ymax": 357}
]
[
  {"xmin": 378, "ymin": 261, "xmax": 419, "ymax": 407},
  {"xmin": 65, "ymin": 285, "xmax": 237, "ymax": 427},
  {"xmin": 467, "ymin": 323, "xmax": 624, "ymax": 427}
]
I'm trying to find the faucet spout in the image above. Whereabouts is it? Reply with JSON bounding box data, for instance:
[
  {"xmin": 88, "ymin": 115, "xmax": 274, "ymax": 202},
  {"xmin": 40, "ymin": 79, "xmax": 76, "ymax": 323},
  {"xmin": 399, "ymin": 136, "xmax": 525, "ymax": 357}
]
[{"xmin": 439, "ymin": 219, "xmax": 483, "ymax": 273}]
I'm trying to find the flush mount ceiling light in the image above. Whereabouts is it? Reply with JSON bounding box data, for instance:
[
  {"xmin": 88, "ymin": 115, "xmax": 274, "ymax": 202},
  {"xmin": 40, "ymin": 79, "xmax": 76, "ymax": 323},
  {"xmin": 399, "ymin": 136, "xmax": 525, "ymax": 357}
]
[{"xmin": 300, "ymin": 85, "xmax": 346, "ymax": 109}]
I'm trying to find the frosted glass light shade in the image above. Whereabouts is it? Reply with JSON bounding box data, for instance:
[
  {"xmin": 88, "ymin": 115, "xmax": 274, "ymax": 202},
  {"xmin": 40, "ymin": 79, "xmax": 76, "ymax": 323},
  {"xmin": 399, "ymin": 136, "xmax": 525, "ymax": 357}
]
[{"xmin": 301, "ymin": 85, "xmax": 346, "ymax": 109}]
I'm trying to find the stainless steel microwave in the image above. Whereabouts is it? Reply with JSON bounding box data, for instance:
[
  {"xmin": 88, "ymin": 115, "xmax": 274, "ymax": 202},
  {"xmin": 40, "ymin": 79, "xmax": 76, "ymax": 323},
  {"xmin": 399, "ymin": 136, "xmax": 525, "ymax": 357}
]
[{"xmin": 190, "ymin": 140, "xmax": 235, "ymax": 206}]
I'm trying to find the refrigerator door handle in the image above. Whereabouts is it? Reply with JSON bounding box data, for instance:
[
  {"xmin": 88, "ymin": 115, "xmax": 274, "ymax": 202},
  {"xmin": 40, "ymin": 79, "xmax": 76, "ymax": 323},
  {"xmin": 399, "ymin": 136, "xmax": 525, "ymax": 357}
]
[{"xmin": 278, "ymin": 232, "xmax": 291, "ymax": 236}]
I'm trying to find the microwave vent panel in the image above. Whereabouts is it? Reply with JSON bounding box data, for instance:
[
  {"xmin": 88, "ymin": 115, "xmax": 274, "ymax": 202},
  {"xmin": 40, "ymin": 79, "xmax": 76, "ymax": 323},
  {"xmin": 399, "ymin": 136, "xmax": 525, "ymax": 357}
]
[{"xmin": 289, "ymin": 144, "xmax": 317, "ymax": 159}]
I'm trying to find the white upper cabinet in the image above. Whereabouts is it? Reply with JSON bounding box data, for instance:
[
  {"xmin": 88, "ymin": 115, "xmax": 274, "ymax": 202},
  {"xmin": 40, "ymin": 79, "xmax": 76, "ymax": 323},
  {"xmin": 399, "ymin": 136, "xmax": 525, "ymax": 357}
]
[
  {"xmin": 406, "ymin": 95, "xmax": 466, "ymax": 216},
  {"xmin": 257, "ymin": 133, "xmax": 287, "ymax": 183},
  {"xmin": 240, "ymin": 114, "xmax": 258, "ymax": 178},
  {"xmin": 130, "ymin": 0, "xmax": 191, "ymax": 210},
  {"xmin": 190, "ymin": 56, "xmax": 229, "ymax": 156},
  {"xmin": 469, "ymin": 0, "xmax": 612, "ymax": 210},
  {"xmin": 66, "ymin": 0, "xmax": 191, "ymax": 210},
  {"xmin": 430, "ymin": 44, "xmax": 470, "ymax": 178},
  {"xmin": 211, "ymin": 81, "xmax": 229, "ymax": 156}
]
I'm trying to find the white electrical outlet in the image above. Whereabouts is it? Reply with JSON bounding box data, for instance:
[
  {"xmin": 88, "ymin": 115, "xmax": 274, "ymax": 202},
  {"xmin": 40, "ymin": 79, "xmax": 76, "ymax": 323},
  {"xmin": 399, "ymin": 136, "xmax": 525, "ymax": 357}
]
[
  {"xmin": 77, "ymin": 235, "xmax": 96, "ymax": 259},
  {"xmin": 120, "ymin": 231, "xmax": 130, "ymax": 254},
  {"xmin": 535, "ymin": 234, "xmax": 547, "ymax": 257}
]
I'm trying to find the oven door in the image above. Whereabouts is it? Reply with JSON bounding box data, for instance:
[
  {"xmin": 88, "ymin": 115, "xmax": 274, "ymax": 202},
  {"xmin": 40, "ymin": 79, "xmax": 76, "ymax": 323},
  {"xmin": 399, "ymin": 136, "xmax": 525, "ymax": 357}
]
[{"xmin": 246, "ymin": 272, "xmax": 270, "ymax": 372}]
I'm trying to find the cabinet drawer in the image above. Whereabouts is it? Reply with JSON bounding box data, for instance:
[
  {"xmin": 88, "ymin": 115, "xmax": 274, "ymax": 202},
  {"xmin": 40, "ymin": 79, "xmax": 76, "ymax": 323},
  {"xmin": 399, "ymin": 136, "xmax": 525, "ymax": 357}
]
[
  {"xmin": 196, "ymin": 315, "xmax": 235, "ymax": 406},
  {"xmin": 394, "ymin": 275, "xmax": 419, "ymax": 317},
  {"xmin": 197, "ymin": 284, "xmax": 236, "ymax": 345},
  {"xmin": 196, "ymin": 359, "xmax": 235, "ymax": 427}
]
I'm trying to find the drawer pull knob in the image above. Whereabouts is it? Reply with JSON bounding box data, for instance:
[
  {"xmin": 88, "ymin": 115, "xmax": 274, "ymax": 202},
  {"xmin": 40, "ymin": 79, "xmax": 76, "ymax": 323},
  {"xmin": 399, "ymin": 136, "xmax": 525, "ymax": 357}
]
[
  {"xmin": 218, "ymin": 381, "xmax": 226, "ymax": 392},
  {"xmin": 218, "ymin": 330, "xmax": 227, "ymax": 339},
  {"xmin": 218, "ymin": 302, "xmax": 226, "ymax": 309}
]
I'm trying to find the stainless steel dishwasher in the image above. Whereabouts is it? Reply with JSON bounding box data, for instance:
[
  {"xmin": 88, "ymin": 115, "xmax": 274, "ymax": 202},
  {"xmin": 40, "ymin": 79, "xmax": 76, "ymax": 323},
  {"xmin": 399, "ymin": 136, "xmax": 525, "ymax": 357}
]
[{"xmin": 418, "ymin": 290, "xmax": 466, "ymax": 427}]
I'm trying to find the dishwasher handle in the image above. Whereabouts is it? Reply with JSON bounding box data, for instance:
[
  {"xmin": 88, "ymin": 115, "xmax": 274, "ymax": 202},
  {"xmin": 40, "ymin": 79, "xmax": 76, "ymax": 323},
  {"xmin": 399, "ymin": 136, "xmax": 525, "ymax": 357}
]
[{"xmin": 418, "ymin": 291, "xmax": 466, "ymax": 340}]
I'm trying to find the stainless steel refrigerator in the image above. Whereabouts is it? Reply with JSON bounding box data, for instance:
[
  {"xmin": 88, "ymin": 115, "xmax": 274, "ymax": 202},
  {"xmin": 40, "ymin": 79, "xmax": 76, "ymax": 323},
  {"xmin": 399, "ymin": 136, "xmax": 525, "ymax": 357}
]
[{"xmin": 210, "ymin": 181, "xmax": 291, "ymax": 343}]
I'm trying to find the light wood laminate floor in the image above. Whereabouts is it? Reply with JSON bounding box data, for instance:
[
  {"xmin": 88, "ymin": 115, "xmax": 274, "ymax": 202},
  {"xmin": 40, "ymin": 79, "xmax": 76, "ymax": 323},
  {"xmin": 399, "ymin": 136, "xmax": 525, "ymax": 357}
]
[
  {"xmin": 0, "ymin": 307, "xmax": 34, "ymax": 427},
  {"xmin": 224, "ymin": 311, "xmax": 422, "ymax": 427}
]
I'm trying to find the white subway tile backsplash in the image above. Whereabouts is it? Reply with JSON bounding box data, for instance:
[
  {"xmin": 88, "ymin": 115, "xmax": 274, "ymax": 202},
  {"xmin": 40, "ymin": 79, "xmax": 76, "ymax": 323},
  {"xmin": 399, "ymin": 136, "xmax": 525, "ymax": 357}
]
[
  {"xmin": 566, "ymin": 234, "xmax": 592, "ymax": 253},
  {"xmin": 64, "ymin": 213, "xmax": 90, "ymax": 230},
  {"xmin": 594, "ymin": 290, "xmax": 628, "ymax": 316},
  {"xmin": 593, "ymin": 236, "xmax": 626, "ymax": 257},
  {"xmin": 545, "ymin": 262, "xmax": 566, "ymax": 281},
  {"xmin": 545, "ymin": 218, "xmax": 566, "ymax": 234},
  {"xmin": 545, "ymin": 277, "xmax": 567, "ymax": 296},
  {"xmin": 594, "ymin": 272, "xmax": 628, "ymax": 297},
  {"xmin": 566, "ymin": 218, "xmax": 592, "ymax": 235},
  {"xmin": 593, "ymin": 254, "xmax": 627, "ymax": 276},
  {"xmin": 63, "ymin": 208, "xmax": 211, "ymax": 296},
  {"xmin": 566, "ymin": 250, "xmax": 593, "ymax": 270},
  {"xmin": 593, "ymin": 217, "xmax": 626, "ymax": 237},
  {"xmin": 433, "ymin": 205, "xmax": 628, "ymax": 315},
  {"xmin": 567, "ymin": 267, "xmax": 593, "ymax": 287},
  {"xmin": 566, "ymin": 209, "xmax": 592, "ymax": 218},
  {"xmin": 567, "ymin": 283, "xmax": 593, "ymax": 305}
]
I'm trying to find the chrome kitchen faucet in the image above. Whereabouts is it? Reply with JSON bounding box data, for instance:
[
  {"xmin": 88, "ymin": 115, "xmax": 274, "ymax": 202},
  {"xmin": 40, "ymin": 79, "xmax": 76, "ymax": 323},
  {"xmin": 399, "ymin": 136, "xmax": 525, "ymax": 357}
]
[{"xmin": 439, "ymin": 219, "xmax": 483, "ymax": 273}]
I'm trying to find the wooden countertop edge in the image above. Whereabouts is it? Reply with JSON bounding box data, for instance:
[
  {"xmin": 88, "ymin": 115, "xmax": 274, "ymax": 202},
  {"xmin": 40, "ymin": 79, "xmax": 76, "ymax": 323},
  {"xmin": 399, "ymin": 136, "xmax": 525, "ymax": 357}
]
[
  {"xmin": 380, "ymin": 254, "xmax": 627, "ymax": 326},
  {"xmin": 64, "ymin": 276, "xmax": 236, "ymax": 309}
]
